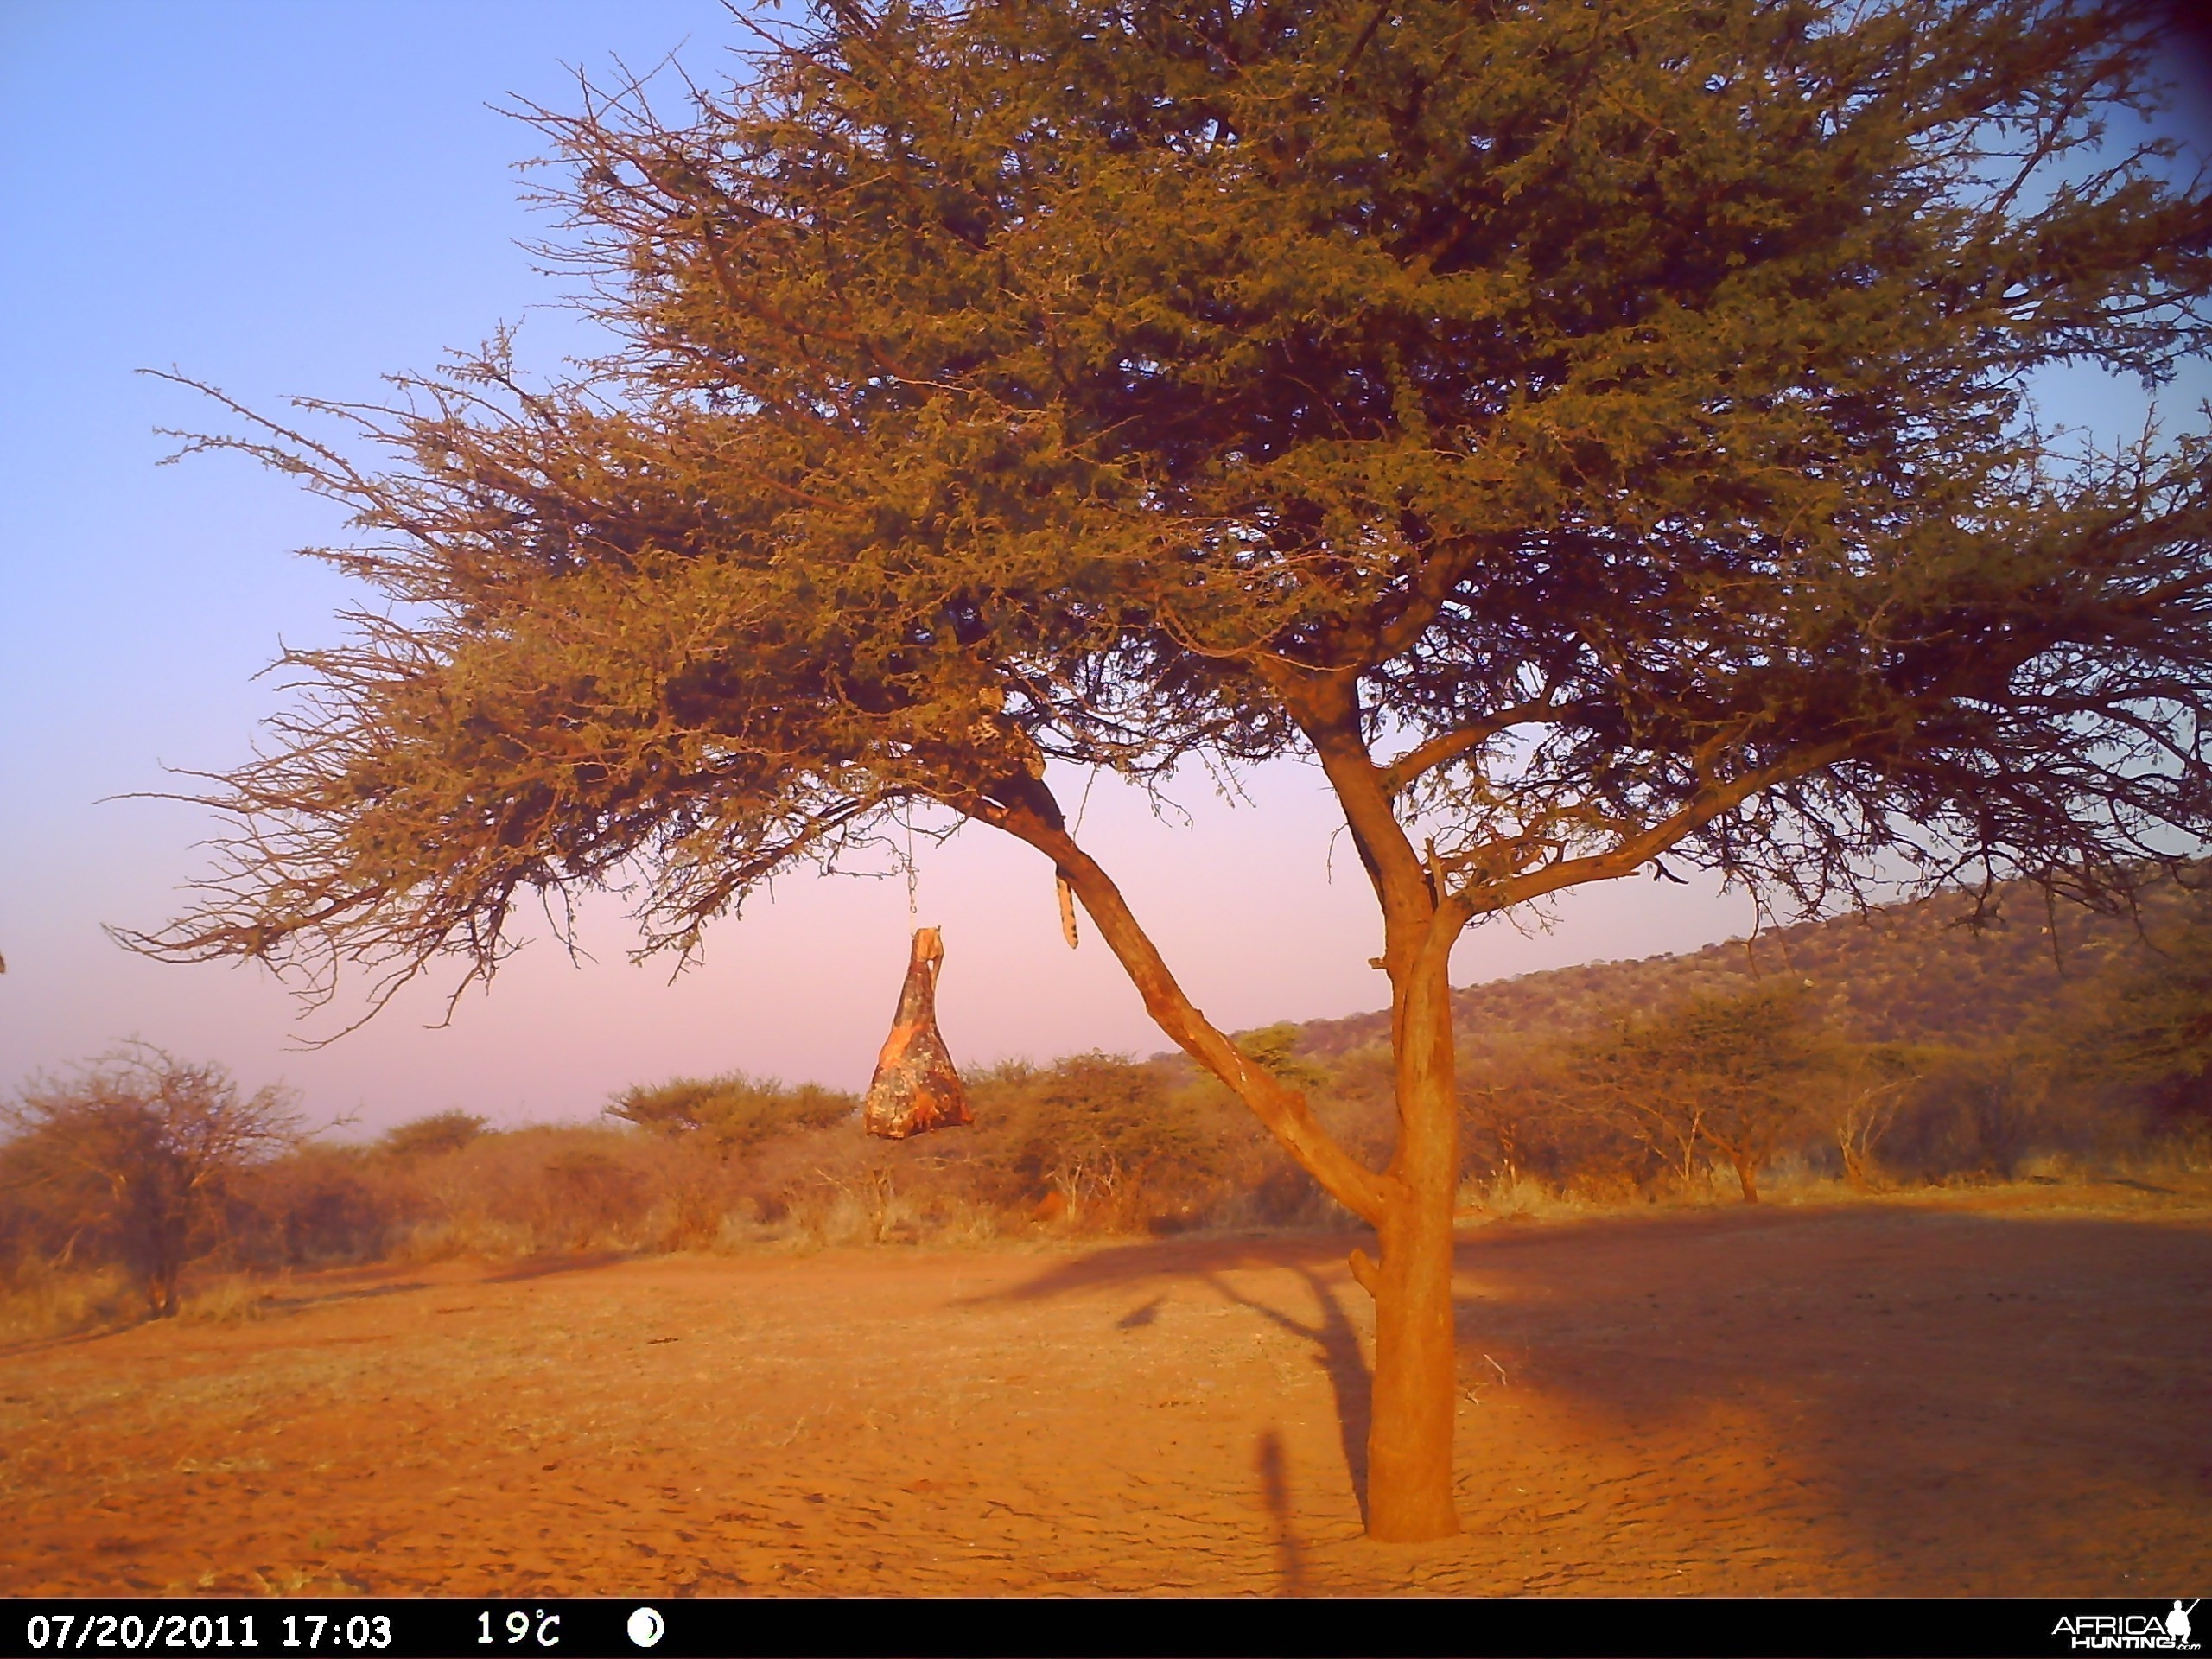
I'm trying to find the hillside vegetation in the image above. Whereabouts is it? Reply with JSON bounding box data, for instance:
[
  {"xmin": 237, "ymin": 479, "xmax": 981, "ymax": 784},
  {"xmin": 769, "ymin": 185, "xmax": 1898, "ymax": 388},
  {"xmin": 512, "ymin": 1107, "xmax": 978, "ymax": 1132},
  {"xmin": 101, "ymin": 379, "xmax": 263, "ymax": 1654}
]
[
  {"xmin": 6, "ymin": 874, "xmax": 2209, "ymax": 1334},
  {"xmin": 1301, "ymin": 873, "xmax": 2205, "ymax": 1058},
  {"xmin": 1300, "ymin": 871, "xmax": 2212, "ymax": 1202}
]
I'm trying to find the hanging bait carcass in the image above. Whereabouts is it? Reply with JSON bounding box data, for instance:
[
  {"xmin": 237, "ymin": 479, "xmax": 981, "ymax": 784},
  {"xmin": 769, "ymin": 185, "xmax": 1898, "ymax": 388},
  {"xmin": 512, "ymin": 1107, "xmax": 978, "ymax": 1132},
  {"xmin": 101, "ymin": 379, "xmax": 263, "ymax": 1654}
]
[{"xmin": 862, "ymin": 926, "xmax": 972, "ymax": 1139}]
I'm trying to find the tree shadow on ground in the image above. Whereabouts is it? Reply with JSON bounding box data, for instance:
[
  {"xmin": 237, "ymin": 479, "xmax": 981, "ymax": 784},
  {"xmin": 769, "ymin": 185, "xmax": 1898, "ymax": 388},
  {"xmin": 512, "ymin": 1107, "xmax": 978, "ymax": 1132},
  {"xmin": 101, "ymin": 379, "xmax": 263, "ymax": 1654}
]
[
  {"xmin": 977, "ymin": 1231, "xmax": 1368, "ymax": 1299},
  {"xmin": 1438, "ymin": 1204, "xmax": 2212, "ymax": 1572},
  {"xmin": 0, "ymin": 1276, "xmax": 438, "ymax": 1357},
  {"xmin": 263, "ymin": 1281, "xmax": 430, "ymax": 1312},
  {"xmin": 486, "ymin": 1251, "xmax": 632, "ymax": 1282},
  {"xmin": 1253, "ymin": 1427, "xmax": 1308, "ymax": 1593},
  {"xmin": 981, "ymin": 1206, "xmax": 2212, "ymax": 1586},
  {"xmin": 972, "ymin": 1233, "xmax": 1376, "ymax": 1519},
  {"xmin": 1195, "ymin": 1264, "xmax": 1371, "ymax": 1523}
]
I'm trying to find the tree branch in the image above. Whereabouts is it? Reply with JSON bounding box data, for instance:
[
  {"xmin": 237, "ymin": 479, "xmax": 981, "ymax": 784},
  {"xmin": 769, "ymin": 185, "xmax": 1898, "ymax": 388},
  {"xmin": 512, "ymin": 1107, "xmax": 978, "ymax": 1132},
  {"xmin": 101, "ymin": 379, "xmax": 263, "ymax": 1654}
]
[
  {"xmin": 970, "ymin": 791, "xmax": 1397, "ymax": 1224},
  {"xmin": 1378, "ymin": 697, "xmax": 1566, "ymax": 798},
  {"xmin": 1470, "ymin": 741, "xmax": 1856, "ymax": 914},
  {"xmin": 1275, "ymin": 671, "xmax": 1434, "ymax": 941}
]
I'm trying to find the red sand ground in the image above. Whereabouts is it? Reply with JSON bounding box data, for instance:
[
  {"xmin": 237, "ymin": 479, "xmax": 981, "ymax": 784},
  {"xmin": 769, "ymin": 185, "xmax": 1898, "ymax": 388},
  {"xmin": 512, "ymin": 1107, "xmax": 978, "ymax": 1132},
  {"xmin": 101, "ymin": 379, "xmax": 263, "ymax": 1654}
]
[{"xmin": 2, "ymin": 1194, "xmax": 2207, "ymax": 1596}]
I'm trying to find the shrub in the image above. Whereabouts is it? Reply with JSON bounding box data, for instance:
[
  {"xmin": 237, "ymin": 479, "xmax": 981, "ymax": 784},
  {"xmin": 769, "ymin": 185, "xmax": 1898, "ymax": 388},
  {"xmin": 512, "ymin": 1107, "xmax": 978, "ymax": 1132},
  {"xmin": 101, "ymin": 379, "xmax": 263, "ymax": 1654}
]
[
  {"xmin": 540, "ymin": 1147, "xmax": 652, "ymax": 1249},
  {"xmin": 984, "ymin": 1053, "xmax": 1223, "ymax": 1229},
  {"xmin": 378, "ymin": 1110, "xmax": 487, "ymax": 1161},
  {"xmin": 225, "ymin": 1144, "xmax": 401, "ymax": 1268},
  {"xmin": 0, "ymin": 1046, "xmax": 303, "ymax": 1317},
  {"xmin": 1459, "ymin": 1037, "xmax": 1652, "ymax": 1199},
  {"xmin": 607, "ymin": 1072, "xmax": 855, "ymax": 1154}
]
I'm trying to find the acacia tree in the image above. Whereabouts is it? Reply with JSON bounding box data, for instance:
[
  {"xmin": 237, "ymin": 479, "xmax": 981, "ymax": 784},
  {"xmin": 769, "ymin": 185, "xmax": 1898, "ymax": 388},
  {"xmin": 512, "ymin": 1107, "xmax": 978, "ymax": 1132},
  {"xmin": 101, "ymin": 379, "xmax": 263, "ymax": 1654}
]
[
  {"xmin": 1817, "ymin": 1039, "xmax": 1926, "ymax": 1188},
  {"xmin": 2088, "ymin": 889, "xmax": 2212, "ymax": 1117},
  {"xmin": 129, "ymin": 0, "xmax": 2212, "ymax": 1538},
  {"xmin": 1, "ymin": 1047, "xmax": 304, "ymax": 1317},
  {"xmin": 1578, "ymin": 985, "xmax": 1820, "ymax": 1201}
]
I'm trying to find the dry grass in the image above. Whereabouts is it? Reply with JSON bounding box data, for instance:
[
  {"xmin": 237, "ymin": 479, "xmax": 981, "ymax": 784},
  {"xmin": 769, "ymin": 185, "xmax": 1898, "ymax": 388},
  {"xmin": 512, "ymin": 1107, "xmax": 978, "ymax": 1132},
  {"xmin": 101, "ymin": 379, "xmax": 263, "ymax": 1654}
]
[{"xmin": 0, "ymin": 1260, "xmax": 136, "ymax": 1345}]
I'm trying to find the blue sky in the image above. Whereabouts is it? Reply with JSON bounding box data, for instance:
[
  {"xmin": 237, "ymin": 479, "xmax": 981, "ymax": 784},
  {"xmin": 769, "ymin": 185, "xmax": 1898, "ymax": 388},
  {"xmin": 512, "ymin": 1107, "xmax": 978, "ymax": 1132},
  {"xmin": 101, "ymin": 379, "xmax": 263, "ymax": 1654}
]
[{"xmin": 1, "ymin": 2, "xmax": 2207, "ymax": 1135}]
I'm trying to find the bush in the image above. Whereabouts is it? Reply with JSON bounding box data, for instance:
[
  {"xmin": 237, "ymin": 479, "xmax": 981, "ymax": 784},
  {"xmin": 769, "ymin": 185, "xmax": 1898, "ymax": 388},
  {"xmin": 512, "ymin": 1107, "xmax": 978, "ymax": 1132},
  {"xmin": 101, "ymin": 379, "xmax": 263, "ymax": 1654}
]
[
  {"xmin": 1459, "ymin": 1036, "xmax": 1654, "ymax": 1198},
  {"xmin": 378, "ymin": 1110, "xmax": 487, "ymax": 1161},
  {"xmin": 391, "ymin": 1126, "xmax": 671, "ymax": 1255},
  {"xmin": 2074, "ymin": 895, "xmax": 2212, "ymax": 1129},
  {"xmin": 225, "ymin": 1145, "xmax": 401, "ymax": 1268},
  {"xmin": 607, "ymin": 1072, "xmax": 855, "ymax": 1154},
  {"xmin": 988, "ymin": 1053, "xmax": 1224, "ymax": 1228},
  {"xmin": 0, "ymin": 1046, "xmax": 303, "ymax": 1317},
  {"xmin": 540, "ymin": 1147, "xmax": 652, "ymax": 1249}
]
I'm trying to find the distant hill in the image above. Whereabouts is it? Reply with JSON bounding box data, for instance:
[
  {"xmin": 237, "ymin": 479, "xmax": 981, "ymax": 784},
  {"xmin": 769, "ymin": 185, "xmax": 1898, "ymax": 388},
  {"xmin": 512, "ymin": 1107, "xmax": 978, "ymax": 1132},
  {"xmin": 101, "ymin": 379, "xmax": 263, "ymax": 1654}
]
[{"xmin": 1290, "ymin": 873, "xmax": 2204, "ymax": 1066}]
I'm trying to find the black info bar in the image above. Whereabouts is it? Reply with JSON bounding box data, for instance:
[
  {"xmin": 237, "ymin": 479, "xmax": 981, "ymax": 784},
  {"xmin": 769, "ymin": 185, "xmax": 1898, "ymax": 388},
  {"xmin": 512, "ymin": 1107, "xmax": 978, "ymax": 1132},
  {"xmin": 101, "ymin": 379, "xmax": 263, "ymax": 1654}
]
[{"xmin": 2, "ymin": 1597, "xmax": 2200, "ymax": 1659}]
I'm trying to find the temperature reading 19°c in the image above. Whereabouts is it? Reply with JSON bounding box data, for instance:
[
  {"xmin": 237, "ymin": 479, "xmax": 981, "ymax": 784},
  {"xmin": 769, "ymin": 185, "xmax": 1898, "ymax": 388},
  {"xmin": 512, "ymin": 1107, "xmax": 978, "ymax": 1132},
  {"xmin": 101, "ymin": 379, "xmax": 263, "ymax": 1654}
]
[{"xmin": 480, "ymin": 1611, "xmax": 561, "ymax": 1649}]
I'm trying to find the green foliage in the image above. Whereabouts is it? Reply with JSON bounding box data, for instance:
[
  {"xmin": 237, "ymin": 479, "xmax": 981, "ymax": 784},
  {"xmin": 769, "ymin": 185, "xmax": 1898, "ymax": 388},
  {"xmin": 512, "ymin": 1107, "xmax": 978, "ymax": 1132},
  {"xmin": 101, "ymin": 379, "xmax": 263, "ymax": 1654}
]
[
  {"xmin": 1441, "ymin": 871, "xmax": 2212, "ymax": 1193},
  {"xmin": 606, "ymin": 1072, "xmax": 855, "ymax": 1154},
  {"xmin": 23, "ymin": 863, "xmax": 2212, "ymax": 1316},
  {"xmin": 1231, "ymin": 1024, "xmax": 1329, "ymax": 1091},
  {"xmin": 132, "ymin": 0, "xmax": 2212, "ymax": 1038},
  {"xmin": 1459, "ymin": 1033, "xmax": 1645, "ymax": 1193},
  {"xmin": 102, "ymin": 28, "xmax": 2212, "ymax": 1535}
]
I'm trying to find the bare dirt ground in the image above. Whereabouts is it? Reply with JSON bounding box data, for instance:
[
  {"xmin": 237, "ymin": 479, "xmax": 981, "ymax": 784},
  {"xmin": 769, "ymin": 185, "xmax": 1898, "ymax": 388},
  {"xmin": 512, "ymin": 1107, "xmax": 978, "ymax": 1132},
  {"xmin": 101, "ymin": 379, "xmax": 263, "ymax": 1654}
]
[{"xmin": 3, "ymin": 1192, "xmax": 2208, "ymax": 1597}]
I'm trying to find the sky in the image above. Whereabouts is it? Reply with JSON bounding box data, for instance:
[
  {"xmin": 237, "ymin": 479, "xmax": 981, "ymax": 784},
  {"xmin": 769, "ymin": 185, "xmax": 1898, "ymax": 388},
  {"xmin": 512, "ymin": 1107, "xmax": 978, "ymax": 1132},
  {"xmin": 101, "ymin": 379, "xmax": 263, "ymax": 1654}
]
[{"xmin": 2, "ymin": 3, "xmax": 2209, "ymax": 1136}]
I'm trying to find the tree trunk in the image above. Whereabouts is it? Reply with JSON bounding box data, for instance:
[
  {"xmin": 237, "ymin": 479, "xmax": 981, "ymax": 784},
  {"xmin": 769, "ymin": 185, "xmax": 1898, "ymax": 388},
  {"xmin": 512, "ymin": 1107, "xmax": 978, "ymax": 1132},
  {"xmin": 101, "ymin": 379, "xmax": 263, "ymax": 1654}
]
[
  {"xmin": 143, "ymin": 1206, "xmax": 187, "ymax": 1319},
  {"xmin": 1357, "ymin": 952, "xmax": 1462, "ymax": 1542},
  {"xmin": 992, "ymin": 789, "xmax": 1460, "ymax": 1541},
  {"xmin": 1837, "ymin": 1133, "xmax": 1869, "ymax": 1190},
  {"xmin": 1732, "ymin": 1154, "xmax": 1760, "ymax": 1204},
  {"xmin": 1360, "ymin": 1198, "xmax": 1459, "ymax": 1540}
]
